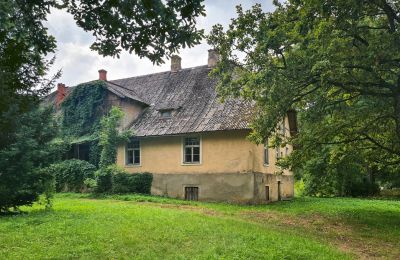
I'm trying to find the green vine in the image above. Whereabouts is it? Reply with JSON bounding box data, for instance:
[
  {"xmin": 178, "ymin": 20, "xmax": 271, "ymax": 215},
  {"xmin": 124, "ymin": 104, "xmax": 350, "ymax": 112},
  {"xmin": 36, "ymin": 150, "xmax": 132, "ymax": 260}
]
[{"xmin": 61, "ymin": 80, "xmax": 107, "ymax": 137}]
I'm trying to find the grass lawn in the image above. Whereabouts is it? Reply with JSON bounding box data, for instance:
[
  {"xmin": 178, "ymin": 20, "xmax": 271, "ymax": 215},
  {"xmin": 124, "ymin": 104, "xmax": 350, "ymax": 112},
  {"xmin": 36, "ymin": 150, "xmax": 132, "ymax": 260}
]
[{"xmin": 1, "ymin": 194, "xmax": 399, "ymax": 259}]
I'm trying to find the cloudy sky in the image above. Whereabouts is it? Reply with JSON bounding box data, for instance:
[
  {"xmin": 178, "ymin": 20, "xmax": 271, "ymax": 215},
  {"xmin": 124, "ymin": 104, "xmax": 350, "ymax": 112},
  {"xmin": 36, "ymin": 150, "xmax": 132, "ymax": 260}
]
[{"xmin": 46, "ymin": 1, "xmax": 275, "ymax": 88}]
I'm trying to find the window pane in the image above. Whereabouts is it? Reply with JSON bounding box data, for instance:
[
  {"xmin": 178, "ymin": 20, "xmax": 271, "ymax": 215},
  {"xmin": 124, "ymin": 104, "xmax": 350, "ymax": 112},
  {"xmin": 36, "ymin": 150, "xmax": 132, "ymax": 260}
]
[
  {"xmin": 134, "ymin": 150, "xmax": 140, "ymax": 164},
  {"xmin": 193, "ymin": 154, "xmax": 200, "ymax": 162},
  {"xmin": 185, "ymin": 137, "xmax": 199, "ymax": 146},
  {"xmin": 126, "ymin": 151, "xmax": 133, "ymax": 165},
  {"xmin": 185, "ymin": 154, "xmax": 192, "ymax": 163},
  {"xmin": 132, "ymin": 140, "xmax": 140, "ymax": 148},
  {"xmin": 264, "ymin": 147, "xmax": 269, "ymax": 164},
  {"xmin": 193, "ymin": 147, "xmax": 200, "ymax": 155}
]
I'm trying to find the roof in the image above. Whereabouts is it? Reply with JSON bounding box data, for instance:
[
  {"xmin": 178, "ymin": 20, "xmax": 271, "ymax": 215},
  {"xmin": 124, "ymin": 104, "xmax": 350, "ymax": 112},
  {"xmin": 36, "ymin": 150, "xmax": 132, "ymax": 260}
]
[
  {"xmin": 104, "ymin": 81, "xmax": 148, "ymax": 105},
  {"xmin": 110, "ymin": 65, "xmax": 254, "ymax": 137},
  {"xmin": 42, "ymin": 80, "xmax": 148, "ymax": 107}
]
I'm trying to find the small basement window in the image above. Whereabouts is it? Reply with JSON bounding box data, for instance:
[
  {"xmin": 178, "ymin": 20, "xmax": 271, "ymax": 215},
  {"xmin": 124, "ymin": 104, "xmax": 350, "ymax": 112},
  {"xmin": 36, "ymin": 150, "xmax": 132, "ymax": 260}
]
[
  {"xmin": 160, "ymin": 110, "xmax": 172, "ymax": 118},
  {"xmin": 126, "ymin": 138, "xmax": 140, "ymax": 165},
  {"xmin": 185, "ymin": 187, "xmax": 199, "ymax": 201}
]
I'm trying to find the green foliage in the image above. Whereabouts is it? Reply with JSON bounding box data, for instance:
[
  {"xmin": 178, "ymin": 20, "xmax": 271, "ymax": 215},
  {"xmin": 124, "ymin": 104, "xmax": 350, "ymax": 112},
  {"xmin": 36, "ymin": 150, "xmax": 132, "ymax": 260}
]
[
  {"xmin": 98, "ymin": 106, "xmax": 132, "ymax": 169},
  {"xmin": 0, "ymin": 107, "xmax": 58, "ymax": 212},
  {"xmin": 294, "ymin": 179, "xmax": 305, "ymax": 197},
  {"xmin": 113, "ymin": 171, "xmax": 153, "ymax": 194},
  {"xmin": 208, "ymin": 1, "xmax": 400, "ymax": 190},
  {"xmin": 44, "ymin": 159, "xmax": 96, "ymax": 192},
  {"xmin": 0, "ymin": 0, "xmax": 59, "ymax": 150},
  {"xmin": 61, "ymin": 81, "xmax": 107, "ymax": 137},
  {"xmin": 66, "ymin": 0, "xmax": 205, "ymax": 64},
  {"xmin": 95, "ymin": 164, "xmax": 152, "ymax": 194},
  {"xmin": 295, "ymin": 146, "xmax": 380, "ymax": 197},
  {"xmin": 94, "ymin": 166, "xmax": 114, "ymax": 193}
]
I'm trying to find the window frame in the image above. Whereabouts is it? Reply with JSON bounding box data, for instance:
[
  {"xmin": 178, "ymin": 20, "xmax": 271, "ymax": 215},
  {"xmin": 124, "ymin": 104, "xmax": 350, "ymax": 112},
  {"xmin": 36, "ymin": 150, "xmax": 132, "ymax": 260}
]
[
  {"xmin": 182, "ymin": 136, "xmax": 202, "ymax": 165},
  {"xmin": 160, "ymin": 110, "xmax": 172, "ymax": 118},
  {"xmin": 125, "ymin": 138, "xmax": 141, "ymax": 167},
  {"xmin": 276, "ymin": 146, "xmax": 282, "ymax": 160},
  {"xmin": 263, "ymin": 138, "xmax": 269, "ymax": 166}
]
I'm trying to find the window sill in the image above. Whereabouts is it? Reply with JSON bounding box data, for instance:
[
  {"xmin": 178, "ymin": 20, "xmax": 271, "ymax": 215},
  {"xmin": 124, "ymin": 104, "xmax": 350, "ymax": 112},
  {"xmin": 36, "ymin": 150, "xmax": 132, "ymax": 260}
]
[
  {"xmin": 125, "ymin": 164, "xmax": 142, "ymax": 168},
  {"xmin": 263, "ymin": 163, "xmax": 270, "ymax": 167},
  {"xmin": 181, "ymin": 162, "xmax": 202, "ymax": 166}
]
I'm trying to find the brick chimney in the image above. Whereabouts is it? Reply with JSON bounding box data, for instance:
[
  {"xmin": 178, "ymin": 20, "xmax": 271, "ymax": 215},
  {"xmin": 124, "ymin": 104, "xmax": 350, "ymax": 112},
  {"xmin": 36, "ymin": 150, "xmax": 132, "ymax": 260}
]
[
  {"xmin": 98, "ymin": 69, "xmax": 107, "ymax": 81},
  {"xmin": 171, "ymin": 55, "xmax": 181, "ymax": 72},
  {"xmin": 56, "ymin": 83, "xmax": 67, "ymax": 108},
  {"xmin": 208, "ymin": 49, "xmax": 219, "ymax": 67}
]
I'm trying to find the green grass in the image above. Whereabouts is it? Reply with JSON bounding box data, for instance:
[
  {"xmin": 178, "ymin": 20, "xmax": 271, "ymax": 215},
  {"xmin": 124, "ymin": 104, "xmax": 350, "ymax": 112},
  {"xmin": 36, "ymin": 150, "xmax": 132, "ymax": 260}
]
[{"xmin": 1, "ymin": 194, "xmax": 399, "ymax": 259}]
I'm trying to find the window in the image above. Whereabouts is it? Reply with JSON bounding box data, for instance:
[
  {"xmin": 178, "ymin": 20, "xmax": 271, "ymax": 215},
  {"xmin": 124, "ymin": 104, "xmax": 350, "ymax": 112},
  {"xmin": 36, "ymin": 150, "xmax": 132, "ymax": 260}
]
[
  {"xmin": 264, "ymin": 139, "xmax": 269, "ymax": 165},
  {"xmin": 276, "ymin": 146, "xmax": 281, "ymax": 160},
  {"xmin": 183, "ymin": 137, "xmax": 200, "ymax": 164},
  {"xmin": 160, "ymin": 110, "xmax": 172, "ymax": 118},
  {"xmin": 185, "ymin": 187, "xmax": 199, "ymax": 201},
  {"xmin": 126, "ymin": 139, "xmax": 140, "ymax": 165}
]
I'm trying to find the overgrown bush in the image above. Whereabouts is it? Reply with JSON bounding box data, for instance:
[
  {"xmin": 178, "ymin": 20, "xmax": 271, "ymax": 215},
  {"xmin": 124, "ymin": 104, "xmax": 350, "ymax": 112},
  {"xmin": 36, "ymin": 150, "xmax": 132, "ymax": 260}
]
[
  {"xmin": 95, "ymin": 164, "xmax": 152, "ymax": 194},
  {"xmin": 45, "ymin": 159, "xmax": 96, "ymax": 192}
]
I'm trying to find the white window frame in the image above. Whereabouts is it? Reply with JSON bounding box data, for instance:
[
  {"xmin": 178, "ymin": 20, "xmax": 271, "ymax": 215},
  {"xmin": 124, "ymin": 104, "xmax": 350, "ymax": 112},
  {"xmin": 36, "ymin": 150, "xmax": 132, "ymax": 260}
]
[
  {"xmin": 125, "ymin": 138, "xmax": 141, "ymax": 167},
  {"xmin": 182, "ymin": 136, "xmax": 202, "ymax": 165}
]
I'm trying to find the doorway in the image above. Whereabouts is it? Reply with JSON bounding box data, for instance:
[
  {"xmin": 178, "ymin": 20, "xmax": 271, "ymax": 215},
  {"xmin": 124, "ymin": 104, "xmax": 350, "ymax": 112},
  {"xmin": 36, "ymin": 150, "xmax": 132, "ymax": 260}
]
[
  {"xmin": 265, "ymin": 186, "xmax": 270, "ymax": 201},
  {"xmin": 277, "ymin": 181, "xmax": 282, "ymax": 201}
]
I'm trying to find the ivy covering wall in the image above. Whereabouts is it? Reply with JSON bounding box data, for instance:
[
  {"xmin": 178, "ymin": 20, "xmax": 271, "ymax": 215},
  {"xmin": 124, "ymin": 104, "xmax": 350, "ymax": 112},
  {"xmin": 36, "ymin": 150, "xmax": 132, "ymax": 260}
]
[
  {"xmin": 61, "ymin": 81, "xmax": 107, "ymax": 137},
  {"xmin": 61, "ymin": 81, "xmax": 108, "ymax": 167}
]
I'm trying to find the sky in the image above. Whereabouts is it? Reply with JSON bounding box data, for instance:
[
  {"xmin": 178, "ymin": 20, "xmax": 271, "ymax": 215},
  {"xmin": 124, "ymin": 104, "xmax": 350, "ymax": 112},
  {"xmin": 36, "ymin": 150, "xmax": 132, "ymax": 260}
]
[{"xmin": 46, "ymin": 1, "xmax": 275, "ymax": 88}]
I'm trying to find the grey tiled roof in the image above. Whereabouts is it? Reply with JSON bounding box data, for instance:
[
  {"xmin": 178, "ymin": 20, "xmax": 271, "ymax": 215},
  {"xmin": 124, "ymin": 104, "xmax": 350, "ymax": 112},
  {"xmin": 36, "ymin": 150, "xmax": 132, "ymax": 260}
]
[{"xmin": 111, "ymin": 65, "xmax": 254, "ymax": 137}]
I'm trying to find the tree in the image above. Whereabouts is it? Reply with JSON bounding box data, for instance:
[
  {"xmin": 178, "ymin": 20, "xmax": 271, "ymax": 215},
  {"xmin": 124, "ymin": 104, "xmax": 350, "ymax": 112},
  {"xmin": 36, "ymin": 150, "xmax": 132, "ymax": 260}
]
[
  {"xmin": 0, "ymin": 108, "xmax": 61, "ymax": 212},
  {"xmin": 208, "ymin": 1, "xmax": 400, "ymax": 176}
]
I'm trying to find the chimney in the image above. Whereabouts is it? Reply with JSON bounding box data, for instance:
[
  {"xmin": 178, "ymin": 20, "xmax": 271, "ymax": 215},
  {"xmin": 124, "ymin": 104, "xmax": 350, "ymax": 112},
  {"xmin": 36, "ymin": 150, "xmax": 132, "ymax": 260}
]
[
  {"xmin": 208, "ymin": 49, "xmax": 219, "ymax": 67},
  {"xmin": 98, "ymin": 69, "xmax": 107, "ymax": 81},
  {"xmin": 56, "ymin": 83, "xmax": 67, "ymax": 108},
  {"xmin": 171, "ymin": 55, "xmax": 182, "ymax": 72}
]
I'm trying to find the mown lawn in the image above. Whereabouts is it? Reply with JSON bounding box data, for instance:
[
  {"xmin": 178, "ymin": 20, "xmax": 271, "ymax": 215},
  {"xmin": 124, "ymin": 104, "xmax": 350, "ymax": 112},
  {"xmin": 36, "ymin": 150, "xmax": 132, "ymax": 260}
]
[{"xmin": 0, "ymin": 194, "xmax": 399, "ymax": 259}]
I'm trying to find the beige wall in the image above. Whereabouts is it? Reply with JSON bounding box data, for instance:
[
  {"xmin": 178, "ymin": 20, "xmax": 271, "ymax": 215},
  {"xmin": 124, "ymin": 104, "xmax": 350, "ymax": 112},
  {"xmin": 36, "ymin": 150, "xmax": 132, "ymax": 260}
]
[
  {"xmin": 105, "ymin": 92, "xmax": 144, "ymax": 129},
  {"xmin": 116, "ymin": 128, "xmax": 293, "ymax": 175}
]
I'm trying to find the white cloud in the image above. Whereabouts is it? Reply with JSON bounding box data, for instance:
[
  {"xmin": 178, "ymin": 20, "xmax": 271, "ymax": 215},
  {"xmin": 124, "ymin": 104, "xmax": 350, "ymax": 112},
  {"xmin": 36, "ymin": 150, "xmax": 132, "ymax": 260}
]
[{"xmin": 46, "ymin": 0, "xmax": 275, "ymax": 88}]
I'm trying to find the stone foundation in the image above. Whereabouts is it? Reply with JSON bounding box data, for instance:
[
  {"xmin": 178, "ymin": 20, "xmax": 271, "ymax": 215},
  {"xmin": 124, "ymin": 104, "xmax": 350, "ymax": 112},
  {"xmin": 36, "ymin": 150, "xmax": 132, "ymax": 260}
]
[{"xmin": 151, "ymin": 172, "xmax": 294, "ymax": 204}]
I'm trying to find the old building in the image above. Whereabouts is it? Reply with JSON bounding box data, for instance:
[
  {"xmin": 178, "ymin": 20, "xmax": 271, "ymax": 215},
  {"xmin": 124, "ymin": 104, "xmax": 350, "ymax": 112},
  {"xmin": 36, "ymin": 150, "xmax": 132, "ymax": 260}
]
[{"xmin": 50, "ymin": 50, "xmax": 296, "ymax": 203}]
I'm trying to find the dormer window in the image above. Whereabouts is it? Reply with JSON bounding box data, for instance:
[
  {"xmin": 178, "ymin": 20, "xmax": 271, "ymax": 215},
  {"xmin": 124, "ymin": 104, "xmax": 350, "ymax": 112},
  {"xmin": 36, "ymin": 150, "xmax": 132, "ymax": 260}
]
[{"xmin": 160, "ymin": 110, "xmax": 172, "ymax": 118}]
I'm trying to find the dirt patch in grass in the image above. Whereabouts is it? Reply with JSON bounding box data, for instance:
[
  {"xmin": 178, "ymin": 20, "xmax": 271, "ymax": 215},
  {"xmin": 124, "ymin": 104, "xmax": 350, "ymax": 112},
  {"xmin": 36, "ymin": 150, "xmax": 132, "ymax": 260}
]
[
  {"xmin": 143, "ymin": 203, "xmax": 222, "ymax": 217},
  {"xmin": 238, "ymin": 210, "xmax": 399, "ymax": 260}
]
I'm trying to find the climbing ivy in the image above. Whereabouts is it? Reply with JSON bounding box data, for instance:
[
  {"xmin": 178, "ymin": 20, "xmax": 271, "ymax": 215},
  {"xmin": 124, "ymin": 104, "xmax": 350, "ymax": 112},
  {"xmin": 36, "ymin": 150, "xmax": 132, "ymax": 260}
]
[{"xmin": 61, "ymin": 80, "xmax": 107, "ymax": 137}]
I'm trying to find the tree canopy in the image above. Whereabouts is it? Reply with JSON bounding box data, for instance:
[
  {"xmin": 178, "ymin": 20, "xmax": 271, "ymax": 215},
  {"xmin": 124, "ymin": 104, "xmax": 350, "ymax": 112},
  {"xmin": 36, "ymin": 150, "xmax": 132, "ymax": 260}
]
[{"xmin": 208, "ymin": 1, "xmax": 400, "ymax": 176}]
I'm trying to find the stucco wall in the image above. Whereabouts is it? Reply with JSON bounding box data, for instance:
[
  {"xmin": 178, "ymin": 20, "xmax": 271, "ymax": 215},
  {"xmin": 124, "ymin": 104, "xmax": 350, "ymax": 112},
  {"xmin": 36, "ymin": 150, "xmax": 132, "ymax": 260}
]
[
  {"xmin": 105, "ymin": 92, "xmax": 144, "ymax": 129},
  {"xmin": 151, "ymin": 172, "xmax": 294, "ymax": 203},
  {"xmin": 117, "ymin": 129, "xmax": 292, "ymax": 175}
]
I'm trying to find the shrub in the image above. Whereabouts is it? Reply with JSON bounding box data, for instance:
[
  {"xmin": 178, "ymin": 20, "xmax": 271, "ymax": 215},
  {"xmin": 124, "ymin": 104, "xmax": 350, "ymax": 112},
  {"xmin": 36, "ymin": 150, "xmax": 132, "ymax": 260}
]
[
  {"xmin": 95, "ymin": 164, "xmax": 152, "ymax": 194},
  {"xmin": 45, "ymin": 159, "xmax": 96, "ymax": 192}
]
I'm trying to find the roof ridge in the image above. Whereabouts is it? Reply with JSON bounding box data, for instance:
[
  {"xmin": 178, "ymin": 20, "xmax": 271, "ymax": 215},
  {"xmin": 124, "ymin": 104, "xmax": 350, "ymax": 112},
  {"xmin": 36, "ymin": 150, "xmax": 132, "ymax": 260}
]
[{"xmin": 109, "ymin": 65, "xmax": 209, "ymax": 83}]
